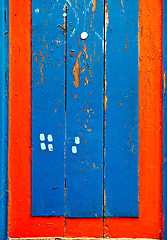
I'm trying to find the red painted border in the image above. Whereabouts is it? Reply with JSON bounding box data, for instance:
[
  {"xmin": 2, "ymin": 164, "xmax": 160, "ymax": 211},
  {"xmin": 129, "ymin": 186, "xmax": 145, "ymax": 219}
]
[{"xmin": 8, "ymin": 0, "xmax": 163, "ymax": 238}]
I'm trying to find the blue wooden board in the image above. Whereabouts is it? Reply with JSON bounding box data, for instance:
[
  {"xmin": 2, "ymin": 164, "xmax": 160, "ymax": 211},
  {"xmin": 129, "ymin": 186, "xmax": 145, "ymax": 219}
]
[
  {"xmin": 65, "ymin": 0, "xmax": 104, "ymax": 217},
  {"xmin": 105, "ymin": 0, "xmax": 139, "ymax": 217},
  {"xmin": 0, "ymin": 0, "xmax": 8, "ymax": 238},
  {"xmin": 31, "ymin": 0, "xmax": 65, "ymax": 216},
  {"xmin": 163, "ymin": 0, "xmax": 167, "ymax": 238}
]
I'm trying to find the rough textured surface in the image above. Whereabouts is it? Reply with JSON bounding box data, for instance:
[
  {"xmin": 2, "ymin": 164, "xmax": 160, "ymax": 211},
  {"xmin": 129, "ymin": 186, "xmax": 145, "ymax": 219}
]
[
  {"xmin": 31, "ymin": 0, "xmax": 65, "ymax": 217},
  {"xmin": 105, "ymin": 0, "xmax": 139, "ymax": 218},
  {"xmin": 8, "ymin": 0, "xmax": 162, "ymax": 238},
  {"xmin": 163, "ymin": 0, "xmax": 167, "ymax": 239},
  {"xmin": 0, "ymin": 0, "xmax": 8, "ymax": 239},
  {"xmin": 66, "ymin": 0, "xmax": 103, "ymax": 218}
]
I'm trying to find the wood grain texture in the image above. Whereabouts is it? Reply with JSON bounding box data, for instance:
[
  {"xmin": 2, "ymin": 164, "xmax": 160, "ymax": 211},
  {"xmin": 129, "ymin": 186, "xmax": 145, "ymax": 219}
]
[
  {"xmin": 104, "ymin": 0, "xmax": 162, "ymax": 237},
  {"xmin": 66, "ymin": 0, "xmax": 103, "ymax": 218},
  {"xmin": 8, "ymin": 0, "xmax": 163, "ymax": 238},
  {"xmin": 31, "ymin": 0, "xmax": 65, "ymax": 217},
  {"xmin": 105, "ymin": 0, "xmax": 139, "ymax": 217},
  {"xmin": 8, "ymin": 0, "xmax": 64, "ymax": 237}
]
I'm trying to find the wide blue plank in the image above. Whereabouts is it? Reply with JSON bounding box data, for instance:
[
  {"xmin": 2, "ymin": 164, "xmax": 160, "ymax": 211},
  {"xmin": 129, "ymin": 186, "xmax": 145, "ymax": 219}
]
[
  {"xmin": 31, "ymin": 0, "xmax": 65, "ymax": 216},
  {"xmin": 0, "ymin": 1, "xmax": 8, "ymax": 238},
  {"xmin": 66, "ymin": 0, "xmax": 104, "ymax": 217},
  {"xmin": 163, "ymin": 0, "xmax": 167, "ymax": 238},
  {"xmin": 105, "ymin": 0, "xmax": 139, "ymax": 217}
]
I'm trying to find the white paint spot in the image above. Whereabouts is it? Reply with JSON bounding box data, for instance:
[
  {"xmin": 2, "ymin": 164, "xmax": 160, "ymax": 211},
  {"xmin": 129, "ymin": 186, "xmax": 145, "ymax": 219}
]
[
  {"xmin": 48, "ymin": 144, "xmax": 54, "ymax": 152},
  {"xmin": 40, "ymin": 133, "xmax": 45, "ymax": 141},
  {"xmin": 63, "ymin": 13, "xmax": 67, "ymax": 18},
  {"xmin": 47, "ymin": 134, "xmax": 53, "ymax": 142},
  {"xmin": 75, "ymin": 137, "xmax": 80, "ymax": 145},
  {"xmin": 35, "ymin": 8, "xmax": 39, "ymax": 13},
  {"xmin": 81, "ymin": 32, "xmax": 88, "ymax": 40},
  {"xmin": 41, "ymin": 142, "xmax": 46, "ymax": 150},
  {"xmin": 72, "ymin": 146, "xmax": 77, "ymax": 154}
]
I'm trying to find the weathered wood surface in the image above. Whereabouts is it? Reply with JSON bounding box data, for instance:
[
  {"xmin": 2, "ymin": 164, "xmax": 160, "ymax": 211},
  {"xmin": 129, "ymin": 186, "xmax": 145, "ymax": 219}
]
[
  {"xmin": 8, "ymin": 0, "xmax": 162, "ymax": 238},
  {"xmin": 66, "ymin": 0, "xmax": 103, "ymax": 218},
  {"xmin": 105, "ymin": 0, "xmax": 139, "ymax": 217},
  {"xmin": 0, "ymin": 0, "xmax": 8, "ymax": 239},
  {"xmin": 163, "ymin": 0, "xmax": 167, "ymax": 239},
  {"xmin": 31, "ymin": 0, "xmax": 65, "ymax": 216},
  {"xmin": 31, "ymin": 0, "xmax": 139, "ymax": 218}
]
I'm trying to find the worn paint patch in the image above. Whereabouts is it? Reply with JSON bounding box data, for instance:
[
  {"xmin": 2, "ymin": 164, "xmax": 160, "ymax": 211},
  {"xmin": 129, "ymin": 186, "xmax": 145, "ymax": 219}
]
[
  {"xmin": 73, "ymin": 51, "xmax": 82, "ymax": 88},
  {"xmin": 105, "ymin": 0, "xmax": 109, "ymax": 31},
  {"xmin": 92, "ymin": 0, "xmax": 97, "ymax": 12},
  {"xmin": 121, "ymin": 0, "xmax": 124, "ymax": 8},
  {"xmin": 164, "ymin": 72, "xmax": 166, "ymax": 94}
]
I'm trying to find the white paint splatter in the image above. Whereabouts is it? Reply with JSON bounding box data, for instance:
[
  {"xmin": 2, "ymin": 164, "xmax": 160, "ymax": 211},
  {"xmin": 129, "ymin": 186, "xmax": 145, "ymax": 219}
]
[
  {"xmin": 81, "ymin": 32, "xmax": 88, "ymax": 40},
  {"xmin": 41, "ymin": 142, "xmax": 46, "ymax": 150},
  {"xmin": 72, "ymin": 146, "xmax": 77, "ymax": 153},
  {"xmin": 40, "ymin": 133, "xmax": 45, "ymax": 141},
  {"xmin": 75, "ymin": 137, "xmax": 80, "ymax": 145},
  {"xmin": 48, "ymin": 144, "xmax": 54, "ymax": 151},
  {"xmin": 47, "ymin": 134, "xmax": 53, "ymax": 142},
  {"xmin": 35, "ymin": 9, "xmax": 39, "ymax": 13},
  {"xmin": 63, "ymin": 13, "xmax": 67, "ymax": 18}
]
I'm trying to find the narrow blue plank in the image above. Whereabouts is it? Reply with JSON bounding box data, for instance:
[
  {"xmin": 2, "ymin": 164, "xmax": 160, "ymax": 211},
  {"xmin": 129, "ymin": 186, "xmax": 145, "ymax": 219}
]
[
  {"xmin": 105, "ymin": 0, "xmax": 139, "ymax": 217},
  {"xmin": 66, "ymin": 0, "xmax": 104, "ymax": 217},
  {"xmin": 31, "ymin": 0, "xmax": 65, "ymax": 216},
  {"xmin": 0, "ymin": 0, "xmax": 8, "ymax": 238},
  {"xmin": 163, "ymin": 0, "xmax": 167, "ymax": 238}
]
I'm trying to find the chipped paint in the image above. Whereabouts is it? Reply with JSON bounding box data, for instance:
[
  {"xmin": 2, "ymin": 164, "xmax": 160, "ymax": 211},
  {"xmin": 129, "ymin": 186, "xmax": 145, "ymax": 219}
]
[
  {"xmin": 126, "ymin": 34, "xmax": 128, "ymax": 52},
  {"xmin": 164, "ymin": 72, "xmax": 166, "ymax": 94},
  {"xmin": 104, "ymin": 95, "xmax": 108, "ymax": 111},
  {"xmin": 92, "ymin": 0, "xmax": 97, "ymax": 13},
  {"xmin": 105, "ymin": 0, "xmax": 109, "ymax": 31},
  {"xmin": 9, "ymin": 0, "xmax": 163, "ymax": 237},
  {"xmin": 73, "ymin": 51, "xmax": 82, "ymax": 88},
  {"xmin": 84, "ymin": 76, "xmax": 89, "ymax": 85},
  {"xmin": 83, "ymin": 43, "xmax": 88, "ymax": 59},
  {"xmin": 121, "ymin": 0, "xmax": 124, "ymax": 8}
]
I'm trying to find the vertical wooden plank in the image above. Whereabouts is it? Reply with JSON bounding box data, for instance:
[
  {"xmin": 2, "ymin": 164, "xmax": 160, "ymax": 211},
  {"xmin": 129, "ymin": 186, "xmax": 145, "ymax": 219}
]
[
  {"xmin": 66, "ymin": 0, "xmax": 104, "ymax": 217},
  {"xmin": 104, "ymin": 0, "xmax": 162, "ymax": 237},
  {"xmin": 0, "ymin": 0, "xmax": 8, "ymax": 239},
  {"xmin": 105, "ymin": 0, "xmax": 139, "ymax": 217},
  {"xmin": 163, "ymin": 0, "xmax": 167, "ymax": 239},
  {"xmin": 31, "ymin": 0, "xmax": 65, "ymax": 216},
  {"xmin": 9, "ymin": 0, "xmax": 65, "ymax": 237}
]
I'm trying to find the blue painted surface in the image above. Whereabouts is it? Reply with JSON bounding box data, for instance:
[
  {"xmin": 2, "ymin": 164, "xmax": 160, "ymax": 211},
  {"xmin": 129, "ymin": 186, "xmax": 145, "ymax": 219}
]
[
  {"xmin": 163, "ymin": 0, "xmax": 167, "ymax": 238},
  {"xmin": 0, "ymin": 0, "xmax": 8, "ymax": 238},
  {"xmin": 31, "ymin": 0, "xmax": 65, "ymax": 216},
  {"xmin": 105, "ymin": 0, "xmax": 139, "ymax": 217},
  {"xmin": 31, "ymin": 0, "xmax": 139, "ymax": 218},
  {"xmin": 65, "ymin": 0, "xmax": 104, "ymax": 217}
]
